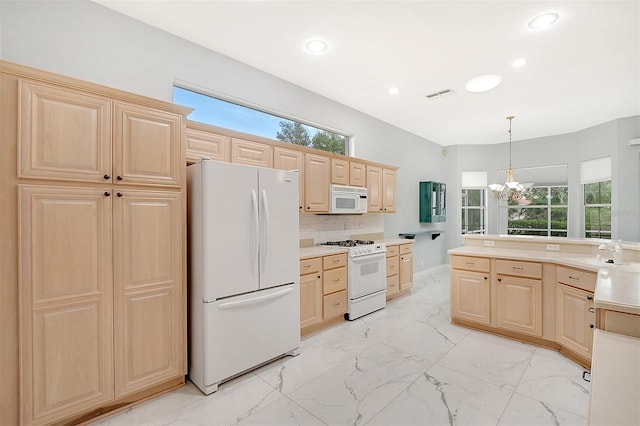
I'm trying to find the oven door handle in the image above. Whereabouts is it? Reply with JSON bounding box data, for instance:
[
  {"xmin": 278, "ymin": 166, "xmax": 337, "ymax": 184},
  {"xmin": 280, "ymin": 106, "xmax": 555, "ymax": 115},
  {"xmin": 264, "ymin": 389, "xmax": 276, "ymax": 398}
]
[{"xmin": 350, "ymin": 251, "xmax": 386, "ymax": 263}]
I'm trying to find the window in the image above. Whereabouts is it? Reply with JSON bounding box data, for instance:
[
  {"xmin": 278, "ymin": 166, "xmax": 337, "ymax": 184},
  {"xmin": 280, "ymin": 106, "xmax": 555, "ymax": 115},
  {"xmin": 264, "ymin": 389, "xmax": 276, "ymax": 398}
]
[
  {"xmin": 584, "ymin": 181, "xmax": 612, "ymax": 239},
  {"xmin": 173, "ymin": 86, "xmax": 349, "ymax": 155},
  {"xmin": 507, "ymin": 186, "xmax": 568, "ymax": 237},
  {"xmin": 461, "ymin": 189, "xmax": 486, "ymax": 234}
]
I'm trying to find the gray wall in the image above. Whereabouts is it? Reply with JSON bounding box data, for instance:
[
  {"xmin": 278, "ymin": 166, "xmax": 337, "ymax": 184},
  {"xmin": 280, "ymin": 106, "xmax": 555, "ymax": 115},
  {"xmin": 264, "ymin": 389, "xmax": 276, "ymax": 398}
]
[
  {"xmin": 2, "ymin": 1, "xmax": 638, "ymax": 276},
  {"xmin": 451, "ymin": 116, "xmax": 640, "ymax": 246}
]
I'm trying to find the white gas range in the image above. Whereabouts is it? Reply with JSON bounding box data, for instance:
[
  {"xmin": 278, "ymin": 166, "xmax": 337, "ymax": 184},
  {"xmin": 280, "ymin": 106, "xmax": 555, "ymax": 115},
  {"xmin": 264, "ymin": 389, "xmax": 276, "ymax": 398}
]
[{"xmin": 322, "ymin": 240, "xmax": 387, "ymax": 320}]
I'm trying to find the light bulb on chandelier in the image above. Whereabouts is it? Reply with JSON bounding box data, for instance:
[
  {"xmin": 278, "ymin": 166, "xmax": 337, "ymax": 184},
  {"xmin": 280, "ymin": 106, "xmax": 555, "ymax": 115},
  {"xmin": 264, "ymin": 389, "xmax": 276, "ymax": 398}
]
[{"xmin": 488, "ymin": 116, "xmax": 534, "ymax": 202}]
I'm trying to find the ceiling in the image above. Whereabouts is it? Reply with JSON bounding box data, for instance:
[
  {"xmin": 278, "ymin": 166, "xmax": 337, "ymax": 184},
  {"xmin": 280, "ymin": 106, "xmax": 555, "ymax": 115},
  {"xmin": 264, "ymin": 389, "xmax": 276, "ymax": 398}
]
[{"xmin": 95, "ymin": 1, "xmax": 639, "ymax": 146}]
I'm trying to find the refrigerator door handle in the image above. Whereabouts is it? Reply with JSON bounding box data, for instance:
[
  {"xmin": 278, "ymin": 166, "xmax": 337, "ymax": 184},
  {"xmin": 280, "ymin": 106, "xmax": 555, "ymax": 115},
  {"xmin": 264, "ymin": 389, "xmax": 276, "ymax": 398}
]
[
  {"xmin": 251, "ymin": 189, "xmax": 259, "ymax": 276},
  {"xmin": 217, "ymin": 287, "xmax": 293, "ymax": 309},
  {"xmin": 260, "ymin": 189, "xmax": 269, "ymax": 272}
]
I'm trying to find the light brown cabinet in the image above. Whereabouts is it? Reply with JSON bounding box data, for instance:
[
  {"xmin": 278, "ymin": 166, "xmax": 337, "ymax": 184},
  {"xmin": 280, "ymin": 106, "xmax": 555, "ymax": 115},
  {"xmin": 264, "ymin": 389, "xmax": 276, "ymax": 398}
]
[
  {"xmin": 399, "ymin": 244, "xmax": 413, "ymax": 291},
  {"xmin": 185, "ymin": 127, "xmax": 230, "ymax": 164},
  {"xmin": 231, "ymin": 138, "xmax": 273, "ymax": 168},
  {"xmin": 386, "ymin": 245, "xmax": 400, "ymax": 300},
  {"xmin": 331, "ymin": 158, "xmax": 349, "ymax": 185},
  {"xmin": 495, "ymin": 259, "xmax": 543, "ymax": 337},
  {"xmin": 496, "ymin": 274, "xmax": 543, "ymax": 336},
  {"xmin": 451, "ymin": 269, "xmax": 491, "ymax": 325},
  {"xmin": 304, "ymin": 153, "xmax": 330, "ymax": 213},
  {"xmin": 556, "ymin": 283, "xmax": 594, "ymax": 360},
  {"xmin": 300, "ymin": 252, "xmax": 348, "ymax": 334},
  {"xmin": 299, "ymin": 258, "xmax": 323, "ymax": 329},
  {"xmin": 366, "ymin": 165, "xmax": 397, "ymax": 212},
  {"xmin": 9, "ymin": 68, "xmax": 188, "ymax": 426},
  {"xmin": 349, "ymin": 161, "xmax": 366, "ymax": 187}
]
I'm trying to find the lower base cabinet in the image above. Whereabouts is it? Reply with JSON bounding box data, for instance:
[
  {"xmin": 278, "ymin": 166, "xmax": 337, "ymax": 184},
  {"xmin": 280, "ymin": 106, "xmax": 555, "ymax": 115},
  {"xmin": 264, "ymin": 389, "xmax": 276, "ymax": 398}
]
[
  {"xmin": 496, "ymin": 275, "xmax": 542, "ymax": 337},
  {"xmin": 300, "ymin": 253, "xmax": 347, "ymax": 334},
  {"xmin": 557, "ymin": 283, "xmax": 594, "ymax": 359},
  {"xmin": 399, "ymin": 244, "xmax": 414, "ymax": 291},
  {"xmin": 451, "ymin": 269, "xmax": 491, "ymax": 325}
]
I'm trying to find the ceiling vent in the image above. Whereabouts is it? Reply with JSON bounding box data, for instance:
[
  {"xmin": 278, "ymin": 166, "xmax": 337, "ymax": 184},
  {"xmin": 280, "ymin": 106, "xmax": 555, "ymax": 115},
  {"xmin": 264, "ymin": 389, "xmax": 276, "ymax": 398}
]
[{"xmin": 425, "ymin": 89, "xmax": 453, "ymax": 99}]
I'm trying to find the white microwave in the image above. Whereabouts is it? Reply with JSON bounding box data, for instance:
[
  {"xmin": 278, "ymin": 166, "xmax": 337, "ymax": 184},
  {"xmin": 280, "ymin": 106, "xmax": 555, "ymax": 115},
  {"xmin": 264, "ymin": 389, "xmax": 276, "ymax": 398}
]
[{"xmin": 330, "ymin": 184, "xmax": 368, "ymax": 214}]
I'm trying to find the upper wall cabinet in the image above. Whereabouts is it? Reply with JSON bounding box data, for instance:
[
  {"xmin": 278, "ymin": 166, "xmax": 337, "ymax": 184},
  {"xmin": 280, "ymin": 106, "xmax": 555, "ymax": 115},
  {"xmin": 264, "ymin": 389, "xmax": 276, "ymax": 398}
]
[
  {"xmin": 19, "ymin": 80, "xmax": 113, "ymax": 183},
  {"xmin": 419, "ymin": 181, "xmax": 446, "ymax": 222},
  {"xmin": 274, "ymin": 146, "xmax": 304, "ymax": 211},
  {"xmin": 230, "ymin": 138, "xmax": 273, "ymax": 168},
  {"xmin": 349, "ymin": 161, "xmax": 366, "ymax": 187},
  {"xmin": 331, "ymin": 158, "xmax": 349, "ymax": 185},
  {"xmin": 185, "ymin": 128, "xmax": 230, "ymax": 164},
  {"xmin": 18, "ymin": 80, "xmax": 184, "ymax": 188},
  {"xmin": 304, "ymin": 153, "xmax": 330, "ymax": 213},
  {"xmin": 367, "ymin": 165, "xmax": 396, "ymax": 213}
]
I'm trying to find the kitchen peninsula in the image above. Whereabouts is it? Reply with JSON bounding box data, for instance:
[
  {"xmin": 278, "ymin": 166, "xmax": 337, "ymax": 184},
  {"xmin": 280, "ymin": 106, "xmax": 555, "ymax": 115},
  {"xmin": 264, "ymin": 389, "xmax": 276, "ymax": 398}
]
[{"xmin": 449, "ymin": 234, "xmax": 640, "ymax": 425}]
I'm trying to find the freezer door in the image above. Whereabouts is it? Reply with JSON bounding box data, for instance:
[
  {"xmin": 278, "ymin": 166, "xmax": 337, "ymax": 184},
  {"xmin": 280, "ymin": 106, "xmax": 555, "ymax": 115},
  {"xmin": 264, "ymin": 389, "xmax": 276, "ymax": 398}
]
[
  {"xmin": 201, "ymin": 284, "xmax": 300, "ymax": 390},
  {"xmin": 200, "ymin": 161, "xmax": 259, "ymax": 300},
  {"xmin": 258, "ymin": 168, "xmax": 299, "ymax": 290}
]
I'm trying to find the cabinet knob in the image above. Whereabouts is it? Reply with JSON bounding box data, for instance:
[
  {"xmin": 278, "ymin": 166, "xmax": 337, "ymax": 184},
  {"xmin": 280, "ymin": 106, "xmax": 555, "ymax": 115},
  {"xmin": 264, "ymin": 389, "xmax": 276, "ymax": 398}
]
[
  {"xmin": 317, "ymin": 275, "xmax": 321, "ymax": 279},
  {"xmin": 307, "ymin": 206, "xmax": 310, "ymax": 210},
  {"xmin": 484, "ymin": 276, "xmax": 488, "ymax": 280},
  {"xmin": 588, "ymin": 307, "xmax": 595, "ymax": 313},
  {"xmin": 103, "ymin": 174, "xmax": 110, "ymax": 180},
  {"xmin": 497, "ymin": 278, "xmax": 502, "ymax": 282},
  {"xmin": 116, "ymin": 175, "xmax": 123, "ymax": 181},
  {"xmin": 116, "ymin": 192, "xmax": 123, "ymax": 198},
  {"xmin": 589, "ymin": 324, "xmax": 595, "ymax": 329},
  {"xmin": 587, "ymin": 295, "xmax": 594, "ymax": 301},
  {"xmin": 104, "ymin": 191, "xmax": 110, "ymax": 197}
]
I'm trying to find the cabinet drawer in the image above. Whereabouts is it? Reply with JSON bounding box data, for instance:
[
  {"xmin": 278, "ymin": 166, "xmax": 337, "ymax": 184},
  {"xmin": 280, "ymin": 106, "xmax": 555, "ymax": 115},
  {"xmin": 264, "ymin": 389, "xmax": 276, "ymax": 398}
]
[
  {"xmin": 450, "ymin": 255, "xmax": 490, "ymax": 273},
  {"xmin": 399, "ymin": 244, "xmax": 413, "ymax": 255},
  {"xmin": 386, "ymin": 245, "xmax": 399, "ymax": 257},
  {"xmin": 324, "ymin": 290, "xmax": 347, "ymax": 319},
  {"xmin": 300, "ymin": 257, "xmax": 322, "ymax": 276},
  {"xmin": 323, "ymin": 267, "xmax": 347, "ymax": 294},
  {"xmin": 496, "ymin": 259, "xmax": 542, "ymax": 279},
  {"xmin": 386, "ymin": 256, "xmax": 399, "ymax": 277},
  {"xmin": 387, "ymin": 274, "xmax": 399, "ymax": 296},
  {"xmin": 323, "ymin": 253, "xmax": 347, "ymax": 270},
  {"xmin": 557, "ymin": 266, "xmax": 596, "ymax": 292}
]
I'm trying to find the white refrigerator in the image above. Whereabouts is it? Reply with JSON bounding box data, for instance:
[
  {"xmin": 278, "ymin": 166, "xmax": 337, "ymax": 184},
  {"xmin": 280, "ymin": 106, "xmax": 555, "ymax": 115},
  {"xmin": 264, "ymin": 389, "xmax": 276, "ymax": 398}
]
[{"xmin": 187, "ymin": 159, "xmax": 300, "ymax": 394}]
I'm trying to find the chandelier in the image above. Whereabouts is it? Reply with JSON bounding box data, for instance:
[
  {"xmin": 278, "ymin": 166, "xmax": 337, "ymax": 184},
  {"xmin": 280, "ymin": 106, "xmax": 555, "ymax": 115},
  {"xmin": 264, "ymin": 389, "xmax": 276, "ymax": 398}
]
[{"xmin": 488, "ymin": 116, "xmax": 534, "ymax": 203}]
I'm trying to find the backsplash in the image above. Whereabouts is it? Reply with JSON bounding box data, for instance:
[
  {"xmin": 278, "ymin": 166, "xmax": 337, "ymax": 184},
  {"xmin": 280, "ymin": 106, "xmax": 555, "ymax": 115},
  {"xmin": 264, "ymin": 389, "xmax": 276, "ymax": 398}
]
[{"xmin": 299, "ymin": 214, "xmax": 384, "ymax": 244}]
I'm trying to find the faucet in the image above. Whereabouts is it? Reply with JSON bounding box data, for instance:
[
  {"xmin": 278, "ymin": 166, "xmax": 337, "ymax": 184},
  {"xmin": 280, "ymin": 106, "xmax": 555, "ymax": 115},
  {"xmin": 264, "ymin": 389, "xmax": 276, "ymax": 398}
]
[{"xmin": 597, "ymin": 243, "xmax": 614, "ymax": 263}]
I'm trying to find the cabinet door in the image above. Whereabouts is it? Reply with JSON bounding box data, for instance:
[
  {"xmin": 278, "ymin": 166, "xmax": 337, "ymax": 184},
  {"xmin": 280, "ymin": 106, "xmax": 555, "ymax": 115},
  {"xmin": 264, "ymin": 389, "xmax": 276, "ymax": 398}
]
[
  {"xmin": 387, "ymin": 274, "xmax": 400, "ymax": 299},
  {"xmin": 382, "ymin": 168, "xmax": 396, "ymax": 212},
  {"xmin": 113, "ymin": 191, "xmax": 184, "ymax": 397},
  {"xmin": 114, "ymin": 102, "xmax": 183, "ymax": 187},
  {"xmin": 349, "ymin": 161, "xmax": 366, "ymax": 187},
  {"xmin": 300, "ymin": 272, "xmax": 323, "ymax": 328},
  {"xmin": 274, "ymin": 147, "xmax": 304, "ymax": 211},
  {"xmin": 231, "ymin": 138, "xmax": 273, "ymax": 168},
  {"xmin": 496, "ymin": 275, "xmax": 542, "ymax": 336},
  {"xmin": 331, "ymin": 158, "xmax": 349, "ymax": 185},
  {"xmin": 366, "ymin": 165, "xmax": 383, "ymax": 212},
  {"xmin": 304, "ymin": 153, "xmax": 330, "ymax": 212},
  {"xmin": 451, "ymin": 269, "xmax": 490, "ymax": 325},
  {"xmin": 557, "ymin": 284, "xmax": 594, "ymax": 359},
  {"xmin": 399, "ymin": 252, "xmax": 413, "ymax": 291},
  {"xmin": 19, "ymin": 186, "xmax": 113, "ymax": 425},
  {"xmin": 185, "ymin": 128, "xmax": 230, "ymax": 164},
  {"xmin": 19, "ymin": 80, "xmax": 112, "ymax": 183}
]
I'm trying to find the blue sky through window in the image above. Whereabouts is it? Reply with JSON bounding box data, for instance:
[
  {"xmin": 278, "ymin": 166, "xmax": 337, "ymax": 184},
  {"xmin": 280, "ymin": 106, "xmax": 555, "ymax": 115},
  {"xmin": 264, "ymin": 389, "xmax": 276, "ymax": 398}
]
[{"xmin": 173, "ymin": 86, "xmax": 321, "ymax": 141}]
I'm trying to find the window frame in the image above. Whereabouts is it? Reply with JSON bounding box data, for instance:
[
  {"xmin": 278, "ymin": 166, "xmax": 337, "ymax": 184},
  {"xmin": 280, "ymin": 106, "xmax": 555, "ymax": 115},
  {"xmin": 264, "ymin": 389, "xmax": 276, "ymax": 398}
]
[
  {"xmin": 461, "ymin": 188, "xmax": 487, "ymax": 235},
  {"xmin": 173, "ymin": 85, "xmax": 351, "ymax": 155},
  {"xmin": 584, "ymin": 180, "xmax": 612, "ymax": 239},
  {"xmin": 506, "ymin": 185, "xmax": 569, "ymax": 237}
]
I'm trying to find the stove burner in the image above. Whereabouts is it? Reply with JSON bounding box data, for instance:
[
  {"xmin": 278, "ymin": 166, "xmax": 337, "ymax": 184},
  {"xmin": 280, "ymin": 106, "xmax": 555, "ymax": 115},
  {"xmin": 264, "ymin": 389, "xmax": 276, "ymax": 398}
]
[{"xmin": 323, "ymin": 239, "xmax": 375, "ymax": 247}]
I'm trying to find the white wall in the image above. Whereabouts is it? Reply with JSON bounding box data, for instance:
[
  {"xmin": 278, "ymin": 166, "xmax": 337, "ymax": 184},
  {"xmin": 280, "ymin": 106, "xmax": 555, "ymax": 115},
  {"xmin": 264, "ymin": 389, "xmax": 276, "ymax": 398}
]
[{"xmin": 2, "ymin": 0, "xmax": 637, "ymax": 276}]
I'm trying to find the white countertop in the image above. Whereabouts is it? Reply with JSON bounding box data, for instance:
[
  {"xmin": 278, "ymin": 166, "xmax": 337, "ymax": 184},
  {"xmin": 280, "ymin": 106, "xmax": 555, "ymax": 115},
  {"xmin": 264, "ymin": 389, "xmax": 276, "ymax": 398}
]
[
  {"xmin": 448, "ymin": 245, "xmax": 640, "ymax": 316},
  {"xmin": 589, "ymin": 330, "xmax": 640, "ymax": 426}
]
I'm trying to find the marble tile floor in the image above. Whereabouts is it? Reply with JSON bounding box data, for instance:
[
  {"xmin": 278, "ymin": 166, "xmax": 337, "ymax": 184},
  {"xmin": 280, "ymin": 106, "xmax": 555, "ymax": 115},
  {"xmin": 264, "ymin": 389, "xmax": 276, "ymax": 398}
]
[{"xmin": 95, "ymin": 266, "xmax": 590, "ymax": 426}]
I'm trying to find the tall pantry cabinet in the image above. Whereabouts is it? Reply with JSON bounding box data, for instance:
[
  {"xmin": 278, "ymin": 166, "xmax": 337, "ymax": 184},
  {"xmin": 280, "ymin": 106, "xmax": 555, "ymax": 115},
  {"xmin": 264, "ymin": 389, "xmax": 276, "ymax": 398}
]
[{"xmin": 0, "ymin": 61, "xmax": 190, "ymax": 426}]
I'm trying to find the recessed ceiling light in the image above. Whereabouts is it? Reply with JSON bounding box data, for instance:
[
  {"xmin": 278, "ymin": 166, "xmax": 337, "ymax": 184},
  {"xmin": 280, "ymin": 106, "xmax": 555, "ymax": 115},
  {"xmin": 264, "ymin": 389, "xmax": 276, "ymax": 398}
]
[
  {"xmin": 305, "ymin": 39, "xmax": 328, "ymax": 54},
  {"xmin": 464, "ymin": 74, "xmax": 502, "ymax": 93},
  {"xmin": 512, "ymin": 58, "xmax": 527, "ymax": 68},
  {"xmin": 528, "ymin": 12, "xmax": 560, "ymax": 29},
  {"xmin": 388, "ymin": 87, "xmax": 400, "ymax": 95}
]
